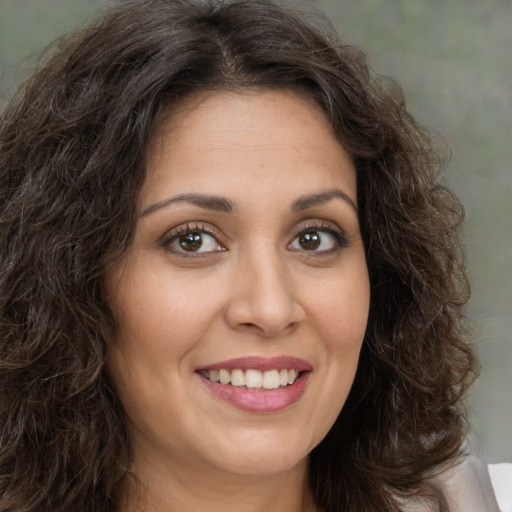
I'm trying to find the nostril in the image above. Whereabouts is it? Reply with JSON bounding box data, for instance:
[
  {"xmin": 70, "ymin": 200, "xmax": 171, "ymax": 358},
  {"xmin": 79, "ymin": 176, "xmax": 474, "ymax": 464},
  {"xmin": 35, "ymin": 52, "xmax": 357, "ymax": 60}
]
[{"xmin": 224, "ymin": 292, "xmax": 305, "ymax": 336}]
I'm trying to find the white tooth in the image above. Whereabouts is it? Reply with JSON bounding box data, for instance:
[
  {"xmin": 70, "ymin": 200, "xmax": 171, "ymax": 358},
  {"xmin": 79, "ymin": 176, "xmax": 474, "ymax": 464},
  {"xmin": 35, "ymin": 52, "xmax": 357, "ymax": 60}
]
[
  {"xmin": 263, "ymin": 370, "xmax": 280, "ymax": 389},
  {"xmin": 288, "ymin": 369, "xmax": 298, "ymax": 384},
  {"xmin": 208, "ymin": 369, "xmax": 220, "ymax": 382},
  {"xmin": 279, "ymin": 369, "xmax": 289, "ymax": 386},
  {"xmin": 245, "ymin": 369, "xmax": 263, "ymax": 388},
  {"xmin": 231, "ymin": 369, "xmax": 245, "ymax": 387},
  {"xmin": 219, "ymin": 369, "xmax": 231, "ymax": 385}
]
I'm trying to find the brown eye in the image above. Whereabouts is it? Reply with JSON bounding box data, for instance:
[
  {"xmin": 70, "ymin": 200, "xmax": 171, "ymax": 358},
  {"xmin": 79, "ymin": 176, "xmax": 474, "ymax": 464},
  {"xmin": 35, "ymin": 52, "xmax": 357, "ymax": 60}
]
[
  {"xmin": 164, "ymin": 228, "xmax": 224, "ymax": 254},
  {"xmin": 289, "ymin": 226, "xmax": 345, "ymax": 253},
  {"xmin": 179, "ymin": 231, "xmax": 203, "ymax": 251},
  {"xmin": 299, "ymin": 231, "xmax": 321, "ymax": 250}
]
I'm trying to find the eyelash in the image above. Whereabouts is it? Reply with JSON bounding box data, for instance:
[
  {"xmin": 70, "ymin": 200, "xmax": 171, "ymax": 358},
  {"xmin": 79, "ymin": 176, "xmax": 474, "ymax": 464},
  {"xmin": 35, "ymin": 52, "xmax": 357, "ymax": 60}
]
[
  {"xmin": 160, "ymin": 221, "xmax": 348, "ymax": 255},
  {"xmin": 290, "ymin": 221, "xmax": 348, "ymax": 254},
  {"xmin": 161, "ymin": 222, "xmax": 223, "ymax": 254}
]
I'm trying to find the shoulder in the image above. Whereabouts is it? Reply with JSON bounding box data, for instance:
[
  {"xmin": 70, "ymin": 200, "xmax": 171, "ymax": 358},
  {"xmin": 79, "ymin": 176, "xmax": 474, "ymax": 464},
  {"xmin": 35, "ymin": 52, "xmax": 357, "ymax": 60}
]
[
  {"xmin": 402, "ymin": 456, "xmax": 503, "ymax": 512},
  {"xmin": 435, "ymin": 456, "xmax": 500, "ymax": 512},
  {"xmin": 489, "ymin": 462, "xmax": 512, "ymax": 512}
]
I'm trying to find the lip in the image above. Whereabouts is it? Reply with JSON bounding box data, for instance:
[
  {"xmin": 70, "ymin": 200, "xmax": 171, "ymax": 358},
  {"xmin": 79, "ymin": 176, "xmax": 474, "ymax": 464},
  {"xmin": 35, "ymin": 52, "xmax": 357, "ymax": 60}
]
[
  {"xmin": 197, "ymin": 371, "xmax": 310, "ymax": 413},
  {"xmin": 195, "ymin": 356, "xmax": 312, "ymax": 413},
  {"xmin": 196, "ymin": 356, "xmax": 313, "ymax": 372}
]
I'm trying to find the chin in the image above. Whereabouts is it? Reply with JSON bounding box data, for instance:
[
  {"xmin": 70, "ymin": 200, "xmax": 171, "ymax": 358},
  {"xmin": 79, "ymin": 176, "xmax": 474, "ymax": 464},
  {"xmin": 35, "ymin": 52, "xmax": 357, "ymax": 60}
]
[
  {"xmin": 206, "ymin": 429, "xmax": 316, "ymax": 477},
  {"xmin": 221, "ymin": 451, "xmax": 308, "ymax": 477}
]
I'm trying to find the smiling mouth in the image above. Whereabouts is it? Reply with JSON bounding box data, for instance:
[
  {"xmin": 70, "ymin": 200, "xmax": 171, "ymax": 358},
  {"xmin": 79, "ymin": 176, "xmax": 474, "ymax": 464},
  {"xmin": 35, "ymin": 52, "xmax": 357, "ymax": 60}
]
[{"xmin": 198, "ymin": 368, "xmax": 301, "ymax": 390}]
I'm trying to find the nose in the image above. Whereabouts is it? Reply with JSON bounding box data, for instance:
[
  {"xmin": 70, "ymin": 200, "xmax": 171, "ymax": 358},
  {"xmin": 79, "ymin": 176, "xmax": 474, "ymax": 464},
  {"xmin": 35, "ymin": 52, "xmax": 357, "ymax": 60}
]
[{"xmin": 224, "ymin": 250, "xmax": 305, "ymax": 337}]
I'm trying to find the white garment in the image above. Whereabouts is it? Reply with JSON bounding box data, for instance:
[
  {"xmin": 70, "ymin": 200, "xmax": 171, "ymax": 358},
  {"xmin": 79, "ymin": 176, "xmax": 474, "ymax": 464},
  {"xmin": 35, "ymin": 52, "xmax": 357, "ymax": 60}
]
[
  {"xmin": 438, "ymin": 456, "xmax": 500, "ymax": 512},
  {"xmin": 489, "ymin": 463, "xmax": 512, "ymax": 512},
  {"xmin": 403, "ymin": 456, "xmax": 505, "ymax": 512}
]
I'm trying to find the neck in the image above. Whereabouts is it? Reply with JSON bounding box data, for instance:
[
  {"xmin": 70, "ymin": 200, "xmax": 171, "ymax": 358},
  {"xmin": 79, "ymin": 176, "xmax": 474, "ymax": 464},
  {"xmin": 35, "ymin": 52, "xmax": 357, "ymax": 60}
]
[{"xmin": 119, "ymin": 452, "xmax": 320, "ymax": 512}]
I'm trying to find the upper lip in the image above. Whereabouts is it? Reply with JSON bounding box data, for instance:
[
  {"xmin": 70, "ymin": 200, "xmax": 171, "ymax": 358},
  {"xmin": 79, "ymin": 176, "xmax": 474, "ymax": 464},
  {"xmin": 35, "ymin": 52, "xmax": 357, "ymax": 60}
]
[{"xmin": 196, "ymin": 356, "xmax": 312, "ymax": 372}]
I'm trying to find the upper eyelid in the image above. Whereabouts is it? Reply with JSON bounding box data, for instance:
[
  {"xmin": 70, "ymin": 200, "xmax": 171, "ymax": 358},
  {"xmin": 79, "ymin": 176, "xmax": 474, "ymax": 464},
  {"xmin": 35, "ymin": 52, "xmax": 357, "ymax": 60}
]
[
  {"xmin": 159, "ymin": 219, "xmax": 347, "ymax": 249},
  {"xmin": 292, "ymin": 219, "xmax": 345, "ymax": 236},
  {"xmin": 159, "ymin": 222, "xmax": 225, "ymax": 251},
  {"xmin": 289, "ymin": 220, "xmax": 349, "ymax": 253},
  {"xmin": 162, "ymin": 222, "xmax": 219, "ymax": 240}
]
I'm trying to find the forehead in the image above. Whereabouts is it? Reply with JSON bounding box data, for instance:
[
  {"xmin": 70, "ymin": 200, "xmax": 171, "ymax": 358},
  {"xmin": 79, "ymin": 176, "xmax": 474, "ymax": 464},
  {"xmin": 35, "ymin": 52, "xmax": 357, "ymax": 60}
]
[{"xmin": 141, "ymin": 89, "xmax": 356, "ymax": 209}]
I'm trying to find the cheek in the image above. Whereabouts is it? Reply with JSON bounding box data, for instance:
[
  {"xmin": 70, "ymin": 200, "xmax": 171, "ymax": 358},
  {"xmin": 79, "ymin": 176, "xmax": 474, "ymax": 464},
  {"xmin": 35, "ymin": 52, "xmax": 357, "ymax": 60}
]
[
  {"xmin": 311, "ymin": 272, "xmax": 370, "ymax": 350},
  {"xmin": 105, "ymin": 269, "xmax": 216, "ymax": 428},
  {"xmin": 307, "ymin": 267, "xmax": 369, "ymax": 418},
  {"xmin": 110, "ymin": 265, "xmax": 223, "ymax": 361},
  {"xmin": 301, "ymin": 279, "xmax": 368, "ymax": 448}
]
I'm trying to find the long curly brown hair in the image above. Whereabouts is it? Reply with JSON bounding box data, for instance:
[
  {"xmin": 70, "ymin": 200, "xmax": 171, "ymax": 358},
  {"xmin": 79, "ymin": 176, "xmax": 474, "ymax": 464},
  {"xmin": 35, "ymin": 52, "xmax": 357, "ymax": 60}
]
[{"xmin": 0, "ymin": 1, "xmax": 477, "ymax": 511}]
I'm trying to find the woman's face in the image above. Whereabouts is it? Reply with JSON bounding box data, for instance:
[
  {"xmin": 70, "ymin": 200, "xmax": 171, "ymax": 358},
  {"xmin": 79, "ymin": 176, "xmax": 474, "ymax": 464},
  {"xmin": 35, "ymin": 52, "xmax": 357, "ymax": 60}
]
[{"xmin": 107, "ymin": 90, "xmax": 370, "ymax": 480}]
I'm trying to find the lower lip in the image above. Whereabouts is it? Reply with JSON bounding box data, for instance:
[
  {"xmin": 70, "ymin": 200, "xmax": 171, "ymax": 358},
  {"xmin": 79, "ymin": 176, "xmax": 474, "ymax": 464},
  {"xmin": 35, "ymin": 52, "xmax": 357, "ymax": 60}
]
[{"xmin": 198, "ymin": 372, "xmax": 310, "ymax": 413}]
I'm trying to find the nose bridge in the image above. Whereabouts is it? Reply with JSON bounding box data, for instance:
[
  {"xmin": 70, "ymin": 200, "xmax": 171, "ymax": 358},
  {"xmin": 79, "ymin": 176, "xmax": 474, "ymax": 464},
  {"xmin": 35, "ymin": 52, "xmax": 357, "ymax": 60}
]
[{"xmin": 225, "ymin": 242, "xmax": 302, "ymax": 336}]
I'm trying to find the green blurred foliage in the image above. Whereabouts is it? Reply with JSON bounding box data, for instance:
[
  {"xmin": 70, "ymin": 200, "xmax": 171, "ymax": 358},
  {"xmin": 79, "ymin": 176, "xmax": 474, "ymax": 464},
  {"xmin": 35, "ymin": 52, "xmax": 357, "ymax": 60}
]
[{"xmin": 1, "ymin": 0, "xmax": 510, "ymax": 461}]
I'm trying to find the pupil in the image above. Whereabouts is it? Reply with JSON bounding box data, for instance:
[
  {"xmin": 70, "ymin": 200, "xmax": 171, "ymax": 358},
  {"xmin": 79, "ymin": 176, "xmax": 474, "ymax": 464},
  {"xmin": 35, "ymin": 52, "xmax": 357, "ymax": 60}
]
[
  {"xmin": 300, "ymin": 231, "xmax": 320, "ymax": 250},
  {"xmin": 179, "ymin": 231, "xmax": 202, "ymax": 251}
]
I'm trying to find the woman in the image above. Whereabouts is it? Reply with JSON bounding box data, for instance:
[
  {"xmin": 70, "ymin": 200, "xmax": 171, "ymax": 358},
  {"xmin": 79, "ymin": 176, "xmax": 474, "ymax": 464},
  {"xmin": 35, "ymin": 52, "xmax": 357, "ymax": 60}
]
[{"xmin": 0, "ymin": 0, "xmax": 502, "ymax": 511}]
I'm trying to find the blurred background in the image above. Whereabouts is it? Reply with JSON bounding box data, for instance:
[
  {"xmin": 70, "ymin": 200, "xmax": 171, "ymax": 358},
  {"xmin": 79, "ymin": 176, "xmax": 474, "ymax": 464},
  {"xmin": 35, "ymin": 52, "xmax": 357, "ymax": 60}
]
[{"xmin": 1, "ymin": 0, "xmax": 510, "ymax": 462}]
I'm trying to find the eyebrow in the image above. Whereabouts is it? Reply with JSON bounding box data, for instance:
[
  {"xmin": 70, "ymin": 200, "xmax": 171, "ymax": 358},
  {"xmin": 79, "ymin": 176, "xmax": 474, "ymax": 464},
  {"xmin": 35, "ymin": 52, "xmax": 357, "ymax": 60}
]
[
  {"xmin": 291, "ymin": 189, "xmax": 358, "ymax": 213},
  {"xmin": 140, "ymin": 187, "xmax": 357, "ymax": 217},
  {"xmin": 140, "ymin": 193, "xmax": 236, "ymax": 217}
]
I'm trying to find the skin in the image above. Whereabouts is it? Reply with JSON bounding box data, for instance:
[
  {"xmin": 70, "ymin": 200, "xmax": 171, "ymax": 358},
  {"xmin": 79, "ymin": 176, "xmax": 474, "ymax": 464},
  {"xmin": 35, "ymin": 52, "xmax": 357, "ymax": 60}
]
[{"xmin": 106, "ymin": 89, "xmax": 370, "ymax": 512}]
